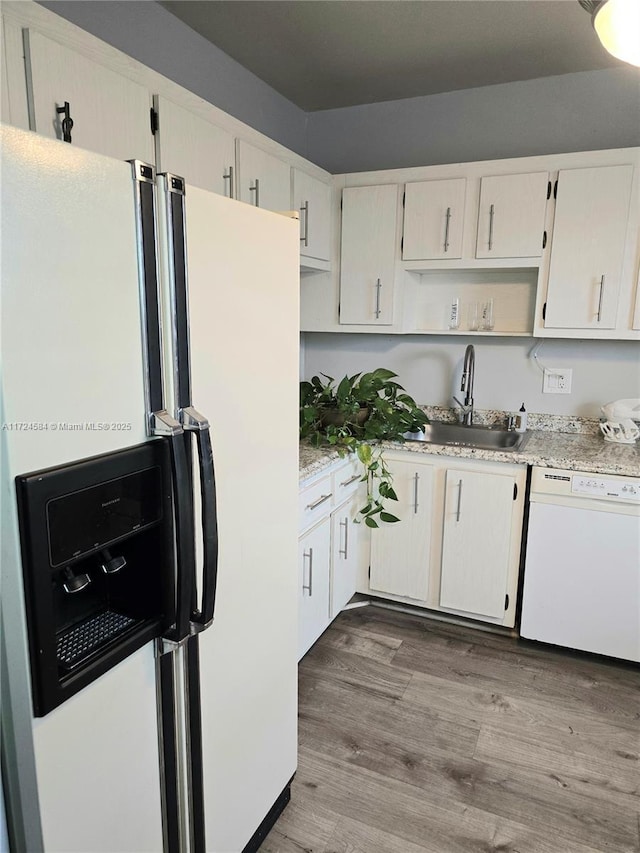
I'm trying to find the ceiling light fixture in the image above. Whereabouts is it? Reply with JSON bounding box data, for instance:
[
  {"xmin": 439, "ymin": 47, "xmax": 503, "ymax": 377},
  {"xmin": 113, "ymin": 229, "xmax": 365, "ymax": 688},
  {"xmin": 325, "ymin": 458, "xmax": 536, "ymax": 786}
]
[{"xmin": 578, "ymin": 0, "xmax": 640, "ymax": 67}]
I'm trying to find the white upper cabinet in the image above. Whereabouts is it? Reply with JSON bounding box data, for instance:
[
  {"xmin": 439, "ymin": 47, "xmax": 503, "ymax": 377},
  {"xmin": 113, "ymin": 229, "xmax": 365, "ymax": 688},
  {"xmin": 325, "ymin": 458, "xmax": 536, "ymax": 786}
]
[
  {"xmin": 475, "ymin": 172, "xmax": 549, "ymax": 259},
  {"xmin": 293, "ymin": 168, "xmax": 331, "ymax": 264},
  {"xmin": 236, "ymin": 140, "xmax": 291, "ymax": 212},
  {"xmin": 402, "ymin": 178, "xmax": 466, "ymax": 260},
  {"xmin": 154, "ymin": 96, "xmax": 235, "ymax": 197},
  {"xmin": 24, "ymin": 30, "xmax": 153, "ymax": 163},
  {"xmin": 340, "ymin": 184, "xmax": 398, "ymax": 325},
  {"xmin": 544, "ymin": 165, "xmax": 634, "ymax": 330}
]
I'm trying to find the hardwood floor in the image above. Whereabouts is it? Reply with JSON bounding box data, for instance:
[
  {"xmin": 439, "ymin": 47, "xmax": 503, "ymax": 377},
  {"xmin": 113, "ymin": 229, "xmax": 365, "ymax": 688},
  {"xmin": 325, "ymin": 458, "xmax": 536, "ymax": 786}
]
[{"xmin": 262, "ymin": 605, "xmax": 640, "ymax": 853}]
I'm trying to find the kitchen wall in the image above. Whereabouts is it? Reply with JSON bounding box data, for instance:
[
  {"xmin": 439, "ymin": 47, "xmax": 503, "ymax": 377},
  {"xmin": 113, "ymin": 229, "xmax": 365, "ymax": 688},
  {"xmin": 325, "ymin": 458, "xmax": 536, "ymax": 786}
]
[
  {"xmin": 302, "ymin": 333, "xmax": 640, "ymax": 419},
  {"xmin": 37, "ymin": 2, "xmax": 639, "ymax": 172},
  {"xmin": 37, "ymin": 0, "xmax": 639, "ymax": 421},
  {"xmin": 37, "ymin": 0, "xmax": 309, "ymax": 155},
  {"xmin": 307, "ymin": 67, "xmax": 640, "ymax": 173}
]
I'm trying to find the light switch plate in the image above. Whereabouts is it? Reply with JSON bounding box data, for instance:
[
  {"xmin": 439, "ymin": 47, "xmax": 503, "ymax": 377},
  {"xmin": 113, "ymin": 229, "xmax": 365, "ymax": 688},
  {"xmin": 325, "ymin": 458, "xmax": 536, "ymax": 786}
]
[{"xmin": 543, "ymin": 368, "xmax": 572, "ymax": 394}]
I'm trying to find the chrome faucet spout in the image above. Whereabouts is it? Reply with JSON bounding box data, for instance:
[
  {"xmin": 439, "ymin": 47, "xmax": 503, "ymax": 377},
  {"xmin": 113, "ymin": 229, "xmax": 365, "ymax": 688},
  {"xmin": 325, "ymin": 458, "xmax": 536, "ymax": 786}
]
[{"xmin": 459, "ymin": 344, "xmax": 475, "ymax": 425}]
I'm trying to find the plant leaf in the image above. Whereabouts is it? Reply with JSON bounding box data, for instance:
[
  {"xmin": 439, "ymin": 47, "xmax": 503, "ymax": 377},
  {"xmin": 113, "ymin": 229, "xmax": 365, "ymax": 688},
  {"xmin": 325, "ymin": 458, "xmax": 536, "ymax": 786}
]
[{"xmin": 380, "ymin": 512, "xmax": 401, "ymax": 523}]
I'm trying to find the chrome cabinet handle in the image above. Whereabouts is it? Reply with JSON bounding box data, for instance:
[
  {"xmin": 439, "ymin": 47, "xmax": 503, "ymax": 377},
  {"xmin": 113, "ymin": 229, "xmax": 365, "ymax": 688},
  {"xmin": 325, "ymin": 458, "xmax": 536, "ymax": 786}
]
[
  {"xmin": 488, "ymin": 204, "xmax": 495, "ymax": 251},
  {"xmin": 340, "ymin": 474, "xmax": 360, "ymax": 487},
  {"xmin": 456, "ymin": 479, "xmax": 463, "ymax": 522},
  {"xmin": 306, "ymin": 492, "xmax": 332, "ymax": 511},
  {"xmin": 303, "ymin": 548, "xmax": 313, "ymax": 595},
  {"xmin": 596, "ymin": 274, "xmax": 605, "ymax": 322},
  {"xmin": 444, "ymin": 206, "xmax": 451, "ymax": 253},
  {"xmin": 339, "ymin": 518, "xmax": 349, "ymax": 558},
  {"xmin": 413, "ymin": 472, "xmax": 420, "ymax": 514},
  {"xmin": 249, "ymin": 178, "xmax": 260, "ymax": 207},
  {"xmin": 223, "ymin": 165, "xmax": 234, "ymax": 198},
  {"xmin": 300, "ymin": 200, "xmax": 309, "ymax": 247},
  {"xmin": 375, "ymin": 278, "xmax": 382, "ymax": 319}
]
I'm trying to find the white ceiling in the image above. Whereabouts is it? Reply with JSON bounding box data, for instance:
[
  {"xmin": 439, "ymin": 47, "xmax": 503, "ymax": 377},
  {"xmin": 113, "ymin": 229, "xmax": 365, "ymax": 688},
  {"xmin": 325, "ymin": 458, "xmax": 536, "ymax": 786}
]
[{"xmin": 159, "ymin": 0, "xmax": 623, "ymax": 111}]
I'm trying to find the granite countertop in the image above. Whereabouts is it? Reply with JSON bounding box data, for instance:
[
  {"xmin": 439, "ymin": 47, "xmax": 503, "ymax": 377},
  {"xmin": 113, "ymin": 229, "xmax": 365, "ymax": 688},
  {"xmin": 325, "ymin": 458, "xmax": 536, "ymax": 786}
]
[{"xmin": 299, "ymin": 409, "xmax": 640, "ymax": 482}]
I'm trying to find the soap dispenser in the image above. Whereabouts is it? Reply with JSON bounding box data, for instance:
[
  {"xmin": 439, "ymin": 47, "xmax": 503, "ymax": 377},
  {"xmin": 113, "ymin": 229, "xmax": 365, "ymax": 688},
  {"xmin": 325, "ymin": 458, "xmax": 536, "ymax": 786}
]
[{"xmin": 516, "ymin": 403, "xmax": 527, "ymax": 433}]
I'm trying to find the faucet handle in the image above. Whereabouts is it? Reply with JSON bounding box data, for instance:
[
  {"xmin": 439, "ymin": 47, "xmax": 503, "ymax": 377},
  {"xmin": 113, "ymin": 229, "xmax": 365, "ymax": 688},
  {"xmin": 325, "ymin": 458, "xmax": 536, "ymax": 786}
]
[{"xmin": 452, "ymin": 396, "xmax": 472, "ymax": 421}]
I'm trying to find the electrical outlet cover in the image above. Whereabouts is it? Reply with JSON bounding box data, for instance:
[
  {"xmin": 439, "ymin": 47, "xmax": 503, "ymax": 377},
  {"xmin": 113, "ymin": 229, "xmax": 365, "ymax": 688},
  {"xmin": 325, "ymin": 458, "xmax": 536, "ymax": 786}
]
[{"xmin": 543, "ymin": 368, "xmax": 572, "ymax": 394}]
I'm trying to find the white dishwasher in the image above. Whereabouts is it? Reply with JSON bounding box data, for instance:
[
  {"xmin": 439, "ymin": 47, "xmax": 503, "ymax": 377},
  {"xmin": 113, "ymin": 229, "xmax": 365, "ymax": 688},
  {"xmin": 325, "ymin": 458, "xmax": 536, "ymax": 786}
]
[{"xmin": 521, "ymin": 466, "xmax": 640, "ymax": 662}]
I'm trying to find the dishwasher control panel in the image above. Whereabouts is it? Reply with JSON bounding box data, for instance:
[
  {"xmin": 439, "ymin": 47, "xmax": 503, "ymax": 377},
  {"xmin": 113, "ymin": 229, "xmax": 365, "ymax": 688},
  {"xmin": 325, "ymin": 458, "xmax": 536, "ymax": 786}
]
[
  {"xmin": 531, "ymin": 467, "xmax": 640, "ymax": 504},
  {"xmin": 571, "ymin": 475, "xmax": 640, "ymax": 502}
]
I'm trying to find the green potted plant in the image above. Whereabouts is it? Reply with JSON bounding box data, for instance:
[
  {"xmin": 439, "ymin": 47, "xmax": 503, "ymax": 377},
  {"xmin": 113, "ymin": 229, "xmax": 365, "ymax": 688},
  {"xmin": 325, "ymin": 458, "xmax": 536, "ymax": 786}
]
[{"xmin": 300, "ymin": 368, "xmax": 428, "ymax": 527}]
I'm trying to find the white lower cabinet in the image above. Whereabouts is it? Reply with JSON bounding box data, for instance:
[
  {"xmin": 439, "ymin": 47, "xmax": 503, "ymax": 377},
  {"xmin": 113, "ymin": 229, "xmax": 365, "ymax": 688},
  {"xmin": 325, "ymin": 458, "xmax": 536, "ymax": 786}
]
[
  {"xmin": 364, "ymin": 451, "xmax": 526, "ymax": 628},
  {"xmin": 439, "ymin": 467, "xmax": 519, "ymax": 621},
  {"xmin": 298, "ymin": 517, "xmax": 331, "ymax": 660},
  {"xmin": 369, "ymin": 455, "xmax": 434, "ymax": 602},
  {"xmin": 298, "ymin": 458, "xmax": 369, "ymax": 659}
]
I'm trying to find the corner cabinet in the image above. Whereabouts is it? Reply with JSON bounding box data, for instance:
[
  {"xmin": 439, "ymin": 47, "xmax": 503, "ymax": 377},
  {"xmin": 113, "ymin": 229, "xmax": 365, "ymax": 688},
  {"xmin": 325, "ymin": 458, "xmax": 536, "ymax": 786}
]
[
  {"xmin": 361, "ymin": 451, "xmax": 526, "ymax": 628},
  {"xmin": 339, "ymin": 184, "xmax": 398, "ymax": 325},
  {"xmin": 298, "ymin": 457, "xmax": 369, "ymax": 660},
  {"xmin": 542, "ymin": 165, "xmax": 634, "ymax": 330}
]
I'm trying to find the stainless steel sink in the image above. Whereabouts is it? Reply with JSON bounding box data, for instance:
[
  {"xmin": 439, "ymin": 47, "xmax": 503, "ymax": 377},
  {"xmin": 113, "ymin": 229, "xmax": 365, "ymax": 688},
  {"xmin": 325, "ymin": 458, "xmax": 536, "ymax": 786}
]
[{"xmin": 404, "ymin": 421, "xmax": 530, "ymax": 452}]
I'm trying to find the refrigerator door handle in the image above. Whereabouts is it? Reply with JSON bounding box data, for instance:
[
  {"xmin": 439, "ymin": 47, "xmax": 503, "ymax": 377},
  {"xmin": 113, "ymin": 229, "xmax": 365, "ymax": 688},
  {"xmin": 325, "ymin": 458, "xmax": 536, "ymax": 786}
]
[
  {"xmin": 152, "ymin": 410, "xmax": 196, "ymax": 645},
  {"xmin": 181, "ymin": 406, "xmax": 219, "ymax": 631}
]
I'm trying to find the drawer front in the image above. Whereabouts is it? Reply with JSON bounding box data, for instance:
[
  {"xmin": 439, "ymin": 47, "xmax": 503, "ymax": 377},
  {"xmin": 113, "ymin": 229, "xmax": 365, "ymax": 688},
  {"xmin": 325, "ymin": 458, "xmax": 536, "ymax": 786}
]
[
  {"xmin": 332, "ymin": 456, "xmax": 363, "ymax": 504},
  {"xmin": 299, "ymin": 474, "xmax": 334, "ymax": 534}
]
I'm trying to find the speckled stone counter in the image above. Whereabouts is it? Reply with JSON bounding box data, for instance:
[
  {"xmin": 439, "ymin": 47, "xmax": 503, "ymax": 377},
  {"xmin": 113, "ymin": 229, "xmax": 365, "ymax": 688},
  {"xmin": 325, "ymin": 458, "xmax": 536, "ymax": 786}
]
[{"xmin": 300, "ymin": 425, "xmax": 640, "ymax": 482}]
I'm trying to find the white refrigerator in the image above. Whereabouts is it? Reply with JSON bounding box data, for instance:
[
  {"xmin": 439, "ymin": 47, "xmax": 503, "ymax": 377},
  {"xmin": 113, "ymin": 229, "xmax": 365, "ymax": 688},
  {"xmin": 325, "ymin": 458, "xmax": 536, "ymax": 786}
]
[{"xmin": 0, "ymin": 124, "xmax": 299, "ymax": 852}]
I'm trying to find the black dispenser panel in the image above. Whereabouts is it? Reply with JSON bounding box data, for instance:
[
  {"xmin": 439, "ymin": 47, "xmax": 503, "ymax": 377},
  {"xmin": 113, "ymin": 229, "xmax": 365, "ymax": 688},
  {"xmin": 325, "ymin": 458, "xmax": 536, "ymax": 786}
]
[
  {"xmin": 47, "ymin": 466, "xmax": 162, "ymax": 567},
  {"xmin": 17, "ymin": 442, "xmax": 175, "ymax": 716}
]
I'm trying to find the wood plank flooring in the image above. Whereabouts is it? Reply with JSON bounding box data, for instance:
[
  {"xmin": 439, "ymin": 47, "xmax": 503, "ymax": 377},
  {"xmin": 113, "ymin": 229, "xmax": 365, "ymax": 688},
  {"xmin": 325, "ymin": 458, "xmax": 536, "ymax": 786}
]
[{"xmin": 261, "ymin": 606, "xmax": 640, "ymax": 853}]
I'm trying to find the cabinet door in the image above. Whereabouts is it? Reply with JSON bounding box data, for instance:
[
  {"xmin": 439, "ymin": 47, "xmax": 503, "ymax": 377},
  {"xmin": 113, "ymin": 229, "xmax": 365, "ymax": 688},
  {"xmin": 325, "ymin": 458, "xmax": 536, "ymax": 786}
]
[
  {"xmin": 294, "ymin": 168, "xmax": 331, "ymax": 263},
  {"xmin": 155, "ymin": 96, "xmax": 235, "ymax": 197},
  {"xmin": 330, "ymin": 496, "xmax": 363, "ymax": 617},
  {"xmin": 476, "ymin": 172, "xmax": 548, "ymax": 259},
  {"xmin": 237, "ymin": 140, "xmax": 291, "ymax": 212},
  {"xmin": 25, "ymin": 30, "xmax": 153, "ymax": 163},
  {"xmin": 340, "ymin": 184, "xmax": 398, "ymax": 325},
  {"xmin": 403, "ymin": 178, "xmax": 466, "ymax": 260},
  {"xmin": 544, "ymin": 165, "xmax": 633, "ymax": 330},
  {"xmin": 439, "ymin": 469, "xmax": 514, "ymax": 619},
  {"xmin": 298, "ymin": 518, "xmax": 331, "ymax": 660},
  {"xmin": 369, "ymin": 457, "xmax": 433, "ymax": 601}
]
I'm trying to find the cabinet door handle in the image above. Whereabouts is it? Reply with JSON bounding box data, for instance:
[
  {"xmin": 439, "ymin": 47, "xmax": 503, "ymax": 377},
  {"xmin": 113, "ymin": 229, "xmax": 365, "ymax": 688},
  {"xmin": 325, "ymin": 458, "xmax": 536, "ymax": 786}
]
[
  {"xmin": 339, "ymin": 518, "xmax": 349, "ymax": 558},
  {"xmin": 340, "ymin": 473, "xmax": 360, "ymax": 488},
  {"xmin": 300, "ymin": 200, "xmax": 309, "ymax": 247},
  {"xmin": 444, "ymin": 206, "xmax": 451, "ymax": 253},
  {"xmin": 249, "ymin": 178, "xmax": 260, "ymax": 207},
  {"xmin": 306, "ymin": 492, "xmax": 332, "ymax": 511},
  {"xmin": 303, "ymin": 548, "xmax": 313, "ymax": 595},
  {"xmin": 596, "ymin": 274, "xmax": 605, "ymax": 323},
  {"xmin": 413, "ymin": 472, "xmax": 420, "ymax": 514},
  {"xmin": 223, "ymin": 165, "xmax": 234, "ymax": 198},
  {"xmin": 488, "ymin": 204, "xmax": 495, "ymax": 251},
  {"xmin": 56, "ymin": 101, "xmax": 73, "ymax": 143},
  {"xmin": 456, "ymin": 479, "xmax": 463, "ymax": 522},
  {"xmin": 375, "ymin": 278, "xmax": 382, "ymax": 319}
]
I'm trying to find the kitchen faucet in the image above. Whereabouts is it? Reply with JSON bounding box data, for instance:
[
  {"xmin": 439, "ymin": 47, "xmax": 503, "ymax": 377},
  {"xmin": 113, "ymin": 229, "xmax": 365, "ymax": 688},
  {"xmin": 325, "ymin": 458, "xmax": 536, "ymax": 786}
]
[{"xmin": 453, "ymin": 344, "xmax": 475, "ymax": 425}]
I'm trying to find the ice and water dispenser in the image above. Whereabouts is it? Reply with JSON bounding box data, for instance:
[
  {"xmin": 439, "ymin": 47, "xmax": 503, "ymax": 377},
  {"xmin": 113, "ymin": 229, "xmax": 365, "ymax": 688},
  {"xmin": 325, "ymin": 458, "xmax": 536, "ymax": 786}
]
[{"xmin": 17, "ymin": 442, "xmax": 175, "ymax": 716}]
